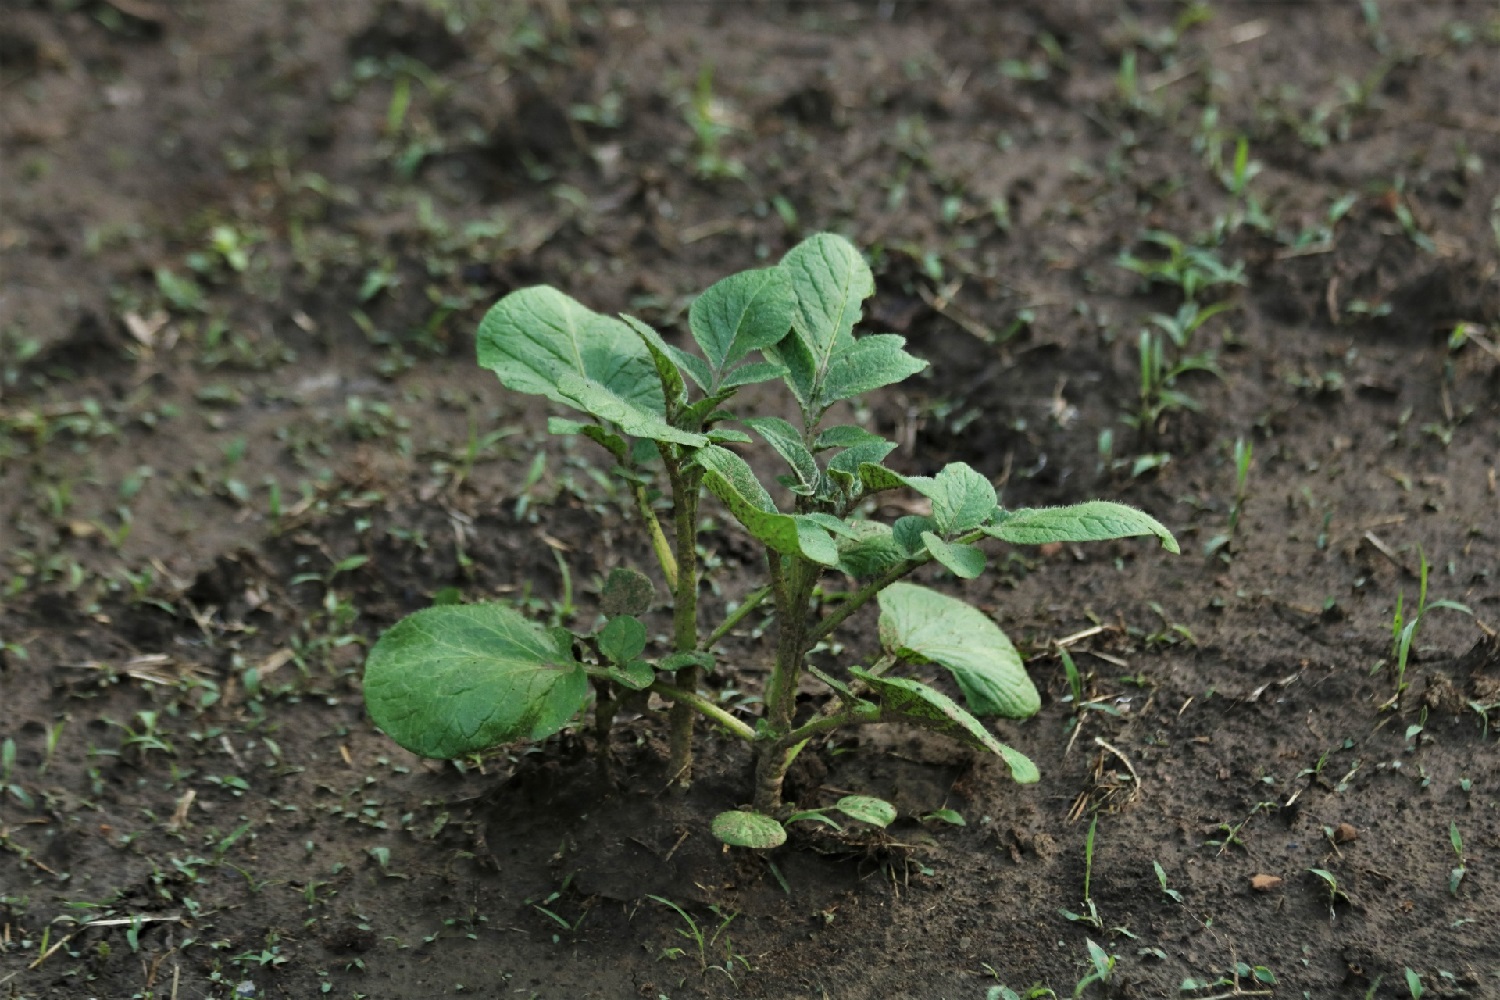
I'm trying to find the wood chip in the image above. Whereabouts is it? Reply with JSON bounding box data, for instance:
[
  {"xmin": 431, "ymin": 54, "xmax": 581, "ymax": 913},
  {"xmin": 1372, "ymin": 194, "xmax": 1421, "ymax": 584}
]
[{"xmin": 1250, "ymin": 873, "xmax": 1283, "ymax": 892}]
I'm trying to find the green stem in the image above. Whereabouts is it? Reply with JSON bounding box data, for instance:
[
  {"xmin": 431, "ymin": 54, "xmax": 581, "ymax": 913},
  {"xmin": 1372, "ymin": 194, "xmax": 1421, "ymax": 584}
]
[
  {"xmin": 650, "ymin": 681, "xmax": 756, "ymax": 742},
  {"xmin": 665, "ymin": 461, "xmax": 701, "ymax": 786},
  {"xmin": 765, "ymin": 555, "xmax": 814, "ymax": 734},
  {"xmin": 634, "ymin": 484, "xmax": 677, "ymax": 590},
  {"xmin": 700, "ymin": 585, "xmax": 771, "ymax": 652},
  {"xmin": 807, "ymin": 528, "xmax": 987, "ymax": 645},
  {"xmin": 777, "ymin": 702, "xmax": 883, "ymax": 750},
  {"xmin": 752, "ymin": 703, "xmax": 884, "ymax": 814}
]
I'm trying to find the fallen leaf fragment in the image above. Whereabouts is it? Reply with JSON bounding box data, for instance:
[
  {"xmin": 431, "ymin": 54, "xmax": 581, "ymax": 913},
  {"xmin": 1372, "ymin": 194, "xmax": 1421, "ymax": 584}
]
[
  {"xmin": 1333, "ymin": 822, "xmax": 1358, "ymax": 844},
  {"xmin": 1250, "ymin": 873, "xmax": 1282, "ymax": 892}
]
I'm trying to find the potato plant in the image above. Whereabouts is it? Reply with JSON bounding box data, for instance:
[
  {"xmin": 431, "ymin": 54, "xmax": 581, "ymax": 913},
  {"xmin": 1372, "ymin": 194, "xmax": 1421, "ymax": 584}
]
[{"xmin": 362, "ymin": 233, "xmax": 1178, "ymax": 848}]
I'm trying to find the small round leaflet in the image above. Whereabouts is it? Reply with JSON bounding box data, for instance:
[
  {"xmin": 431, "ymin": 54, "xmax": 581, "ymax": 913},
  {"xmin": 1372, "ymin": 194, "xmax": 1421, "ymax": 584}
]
[{"xmin": 711, "ymin": 810, "xmax": 787, "ymax": 849}]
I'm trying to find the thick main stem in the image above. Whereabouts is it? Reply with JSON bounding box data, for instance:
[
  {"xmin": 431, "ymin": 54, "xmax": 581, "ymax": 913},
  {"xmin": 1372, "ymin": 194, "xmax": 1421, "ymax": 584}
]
[{"xmin": 665, "ymin": 462, "xmax": 700, "ymax": 786}]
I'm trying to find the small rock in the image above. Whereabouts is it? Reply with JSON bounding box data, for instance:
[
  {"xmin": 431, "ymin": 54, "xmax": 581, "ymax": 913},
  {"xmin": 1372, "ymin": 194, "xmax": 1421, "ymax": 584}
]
[
  {"xmin": 1333, "ymin": 822, "xmax": 1358, "ymax": 844},
  {"xmin": 1250, "ymin": 873, "xmax": 1282, "ymax": 892}
]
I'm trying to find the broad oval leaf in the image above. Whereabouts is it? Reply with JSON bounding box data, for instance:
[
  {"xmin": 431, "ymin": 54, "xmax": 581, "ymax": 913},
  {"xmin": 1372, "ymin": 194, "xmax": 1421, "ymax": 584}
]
[
  {"xmin": 711, "ymin": 810, "xmax": 787, "ymax": 849},
  {"xmin": 984, "ymin": 501, "xmax": 1179, "ymax": 553},
  {"xmin": 597, "ymin": 615, "xmax": 646, "ymax": 664},
  {"xmin": 744, "ymin": 416, "xmax": 819, "ymax": 494},
  {"xmin": 877, "ymin": 582, "xmax": 1040, "ymax": 719},
  {"xmin": 851, "ymin": 667, "xmax": 1039, "ymax": 784},
  {"xmin": 555, "ymin": 373, "xmax": 707, "ymax": 447},
  {"xmin": 693, "ymin": 445, "xmax": 840, "ymax": 566},
  {"xmin": 478, "ymin": 287, "xmax": 662, "ymax": 413},
  {"xmin": 818, "ymin": 334, "xmax": 927, "ymax": 407},
  {"xmin": 919, "ymin": 463, "xmax": 998, "ymax": 535},
  {"xmin": 363, "ymin": 604, "xmax": 589, "ymax": 759},
  {"xmin": 689, "ymin": 267, "xmax": 796, "ymax": 376},
  {"xmin": 601, "ymin": 567, "xmax": 654, "ymax": 618},
  {"xmin": 920, "ymin": 532, "xmax": 986, "ymax": 579},
  {"xmin": 781, "ymin": 233, "xmax": 873, "ymax": 362},
  {"xmin": 719, "ymin": 359, "xmax": 788, "ymax": 389},
  {"xmin": 620, "ymin": 315, "xmax": 687, "ymax": 407},
  {"xmin": 836, "ymin": 521, "xmax": 908, "ymax": 579},
  {"xmin": 834, "ymin": 795, "xmax": 897, "ymax": 828}
]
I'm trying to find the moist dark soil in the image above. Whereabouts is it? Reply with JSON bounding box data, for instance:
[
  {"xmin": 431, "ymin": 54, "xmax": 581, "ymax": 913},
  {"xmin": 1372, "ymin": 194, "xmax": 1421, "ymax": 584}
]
[{"xmin": 3, "ymin": 3, "xmax": 1500, "ymax": 998}]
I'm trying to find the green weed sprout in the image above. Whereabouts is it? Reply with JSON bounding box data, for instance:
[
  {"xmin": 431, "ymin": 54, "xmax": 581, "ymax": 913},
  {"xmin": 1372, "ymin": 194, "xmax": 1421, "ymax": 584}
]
[{"xmin": 361, "ymin": 233, "xmax": 1178, "ymax": 847}]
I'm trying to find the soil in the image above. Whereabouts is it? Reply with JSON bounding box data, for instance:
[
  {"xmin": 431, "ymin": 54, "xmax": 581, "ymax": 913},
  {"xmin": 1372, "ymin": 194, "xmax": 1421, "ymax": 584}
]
[{"xmin": 3, "ymin": 2, "xmax": 1500, "ymax": 998}]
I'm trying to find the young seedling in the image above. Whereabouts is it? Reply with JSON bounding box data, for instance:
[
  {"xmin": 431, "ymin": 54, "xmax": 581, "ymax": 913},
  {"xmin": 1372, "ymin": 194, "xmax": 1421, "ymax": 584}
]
[
  {"xmin": 1073, "ymin": 938, "xmax": 1116, "ymax": 997},
  {"xmin": 1307, "ymin": 867, "xmax": 1349, "ymax": 923},
  {"xmin": 1153, "ymin": 860, "xmax": 1183, "ymax": 904},
  {"xmin": 1061, "ymin": 814, "xmax": 1102, "ymax": 928},
  {"xmin": 649, "ymin": 895, "xmax": 748, "ymax": 982},
  {"xmin": 1380, "ymin": 547, "xmax": 1473, "ymax": 709},
  {"xmin": 1448, "ymin": 822, "xmax": 1467, "ymax": 896},
  {"xmin": 1204, "ymin": 437, "xmax": 1252, "ymax": 558},
  {"xmin": 361, "ymin": 233, "xmax": 1178, "ymax": 847}
]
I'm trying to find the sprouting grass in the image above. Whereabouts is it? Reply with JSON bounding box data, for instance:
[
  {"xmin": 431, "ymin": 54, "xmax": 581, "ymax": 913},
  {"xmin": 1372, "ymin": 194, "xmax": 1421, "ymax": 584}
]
[{"xmin": 1061, "ymin": 814, "xmax": 1102, "ymax": 928}]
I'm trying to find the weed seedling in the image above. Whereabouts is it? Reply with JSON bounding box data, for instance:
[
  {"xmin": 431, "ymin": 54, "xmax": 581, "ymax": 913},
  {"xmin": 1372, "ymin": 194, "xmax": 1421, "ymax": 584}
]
[
  {"xmin": 1204, "ymin": 437, "xmax": 1252, "ymax": 559},
  {"xmin": 1074, "ymin": 938, "xmax": 1116, "ymax": 996},
  {"xmin": 1153, "ymin": 861, "xmax": 1183, "ymax": 904},
  {"xmin": 649, "ymin": 895, "xmax": 748, "ymax": 982},
  {"xmin": 361, "ymin": 233, "xmax": 1178, "ymax": 847},
  {"xmin": 1308, "ymin": 868, "xmax": 1349, "ymax": 922},
  {"xmin": 1061, "ymin": 814, "xmax": 1102, "ymax": 928},
  {"xmin": 1448, "ymin": 822, "xmax": 1467, "ymax": 896},
  {"xmin": 1379, "ymin": 547, "xmax": 1473, "ymax": 708}
]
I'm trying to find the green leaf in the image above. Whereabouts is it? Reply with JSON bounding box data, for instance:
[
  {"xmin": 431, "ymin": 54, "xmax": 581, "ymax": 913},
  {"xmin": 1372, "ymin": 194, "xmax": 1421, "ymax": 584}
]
[
  {"xmin": 917, "ymin": 463, "xmax": 997, "ymax": 535},
  {"xmin": 620, "ymin": 315, "xmax": 687, "ymax": 407},
  {"xmin": 719, "ymin": 360, "xmax": 787, "ymax": 389},
  {"xmin": 858, "ymin": 462, "xmax": 912, "ymax": 495},
  {"xmin": 762, "ymin": 331, "xmax": 817, "ymax": 411},
  {"xmin": 607, "ymin": 659, "xmax": 655, "ymax": 691},
  {"xmin": 477, "ymin": 286, "xmax": 662, "ymax": 413},
  {"xmin": 800, "ymin": 512, "xmax": 862, "ymax": 538},
  {"xmin": 363, "ymin": 604, "xmax": 589, "ymax": 759},
  {"xmin": 706, "ymin": 428, "xmax": 753, "ymax": 444},
  {"xmin": 659, "ymin": 651, "xmax": 714, "ymax": 674},
  {"xmin": 851, "ymin": 667, "xmax": 1038, "ymax": 783},
  {"xmin": 877, "ymin": 582, "xmax": 1040, "ymax": 719},
  {"xmin": 921, "ymin": 532, "xmax": 986, "ymax": 579},
  {"xmin": 601, "ymin": 567, "xmax": 653, "ymax": 617},
  {"xmin": 984, "ymin": 501, "xmax": 1179, "ymax": 553},
  {"xmin": 711, "ymin": 810, "xmax": 787, "ymax": 849},
  {"xmin": 597, "ymin": 615, "xmax": 646, "ymax": 664},
  {"xmin": 555, "ymin": 373, "xmax": 707, "ymax": 448},
  {"xmin": 781, "ymin": 233, "xmax": 873, "ymax": 377},
  {"xmin": 785, "ymin": 809, "xmax": 842, "ymax": 831},
  {"xmin": 818, "ymin": 334, "xmax": 927, "ymax": 406},
  {"xmin": 835, "ymin": 521, "xmax": 908, "ymax": 579},
  {"xmin": 815, "ymin": 425, "xmax": 886, "ymax": 451},
  {"xmin": 744, "ymin": 416, "xmax": 819, "ymax": 494},
  {"xmin": 665, "ymin": 344, "xmax": 714, "ymax": 394},
  {"xmin": 892, "ymin": 515, "xmax": 935, "ymax": 556},
  {"xmin": 693, "ymin": 445, "xmax": 840, "ymax": 566},
  {"xmin": 833, "ymin": 795, "xmax": 897, "ymax": 828},
  {"xmin": 689, "ymin": 266, "xmax": 796, "ymax": 376},
  {"xmin": 825, "ymin": 439, "xmax": 899, "ymax": 496},
  {"xmin": 922, "ymin": 808, "xmax": 966, "ymax": 826}
]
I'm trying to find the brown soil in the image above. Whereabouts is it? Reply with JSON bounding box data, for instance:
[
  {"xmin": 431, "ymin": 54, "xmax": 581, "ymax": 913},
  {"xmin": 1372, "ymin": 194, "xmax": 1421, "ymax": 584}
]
[{"xmin": 3, "ymin": 2, "xmax": 1499, "ymax": 998}]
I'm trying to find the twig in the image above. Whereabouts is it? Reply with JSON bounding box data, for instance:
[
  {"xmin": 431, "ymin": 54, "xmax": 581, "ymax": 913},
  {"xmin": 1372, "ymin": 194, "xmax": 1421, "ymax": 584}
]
[{"xmin": 1093, "ymin": 737, "xmax": 1141, "ymax": 804}]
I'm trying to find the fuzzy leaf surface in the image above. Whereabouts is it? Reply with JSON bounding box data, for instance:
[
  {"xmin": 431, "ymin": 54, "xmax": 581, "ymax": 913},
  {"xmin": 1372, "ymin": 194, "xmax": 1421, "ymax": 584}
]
[
  {"xmin": 782, "ymin": 233, "xmax": 873, "ymax": 373},
  {"xmin": 597, "ymin": 615, "xmax": 647, "ymax": 664},
  {"xmin": 833, "ymin": 795, "xmax": 897, "ymax": 828},
  {"xmin": 920, "ymin": 532, "xmax": 986, "ymax": 579},
  {"xmin": 689, "ymin": 267, "xmax": 796, "ymax": 376},
  {"xmin": 712, "ymin": 811, "xmax": 787, "ymax": 849},
  {"xmin": 851, "ymin": 667, "xmax": 1038, "ymax": 783},
  {"xmin": 620, "ymin": 315, "xmax": 687, "ymax": 407},
  {"xmin": 744, "ymin": 416, "xmax": 819, "ymax": 494},
  {"xmin": 363, "ymin": 604, "xmax": 588, "ymax": 760},
  {"xmin": 818, "ymin": 334, "xmax": 928, "ymax": 407},
  {"xmin": 984, "ymin": 501, "xmax": 1179, "ymax": 553},
  {"xmin": 693, "ymin": 445, "xmax": 839, "ymax": 566},
  {"xmin": 877, "ymin": 582, "xmax": 1040, "ymax": 719},
  {"xmin": 555, "ymin": 373, "xmax": 707, "ymax": 447},
  {"xmin": 478, "ymin": 287, "xmax": 662, "ymax": 413},
  {"xmin": 835, "ymin": 521, "xmax": 908, "ymax": 579}
]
